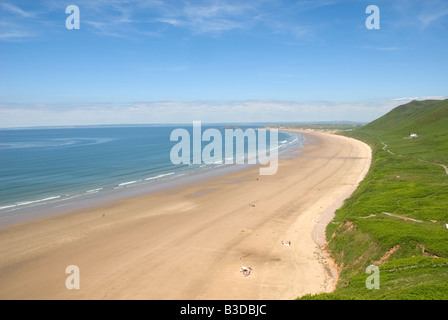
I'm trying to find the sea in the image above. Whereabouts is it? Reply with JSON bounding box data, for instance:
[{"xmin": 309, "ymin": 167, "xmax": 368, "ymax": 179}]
[{"xmin": 0, "ymin": 124, "xmax": 304, "ymax": 219}]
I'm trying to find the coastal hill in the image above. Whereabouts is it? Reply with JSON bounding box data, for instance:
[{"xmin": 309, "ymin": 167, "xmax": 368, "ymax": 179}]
[
  {"xmin": 363, "ymin": 99, "xmax": 448, "ymax": 134},
  {"xmin": 302, "ymin": 99, "xmax": 448, "ymax": 299}
]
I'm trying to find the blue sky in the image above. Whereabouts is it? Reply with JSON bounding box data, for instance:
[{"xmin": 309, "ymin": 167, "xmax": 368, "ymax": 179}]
[{"xmin": 0, "ymin": 0, "xmax": 447, "ymax": 127}]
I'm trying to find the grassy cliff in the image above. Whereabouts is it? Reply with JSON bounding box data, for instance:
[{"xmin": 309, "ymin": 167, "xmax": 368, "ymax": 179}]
[{"xmin": 300, "ymin": 99, "xmax": 448, "ymax": 299}]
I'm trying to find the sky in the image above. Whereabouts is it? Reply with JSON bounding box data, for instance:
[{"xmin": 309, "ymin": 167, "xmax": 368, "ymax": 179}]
[{"xmin": 0, "ymin": 0, "xmax": 447, "ymax": 127}]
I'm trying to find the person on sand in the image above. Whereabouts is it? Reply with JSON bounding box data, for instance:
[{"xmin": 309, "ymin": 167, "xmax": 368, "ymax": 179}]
[{"xmin": 240, "ymin": 266, "xmax": 252, "ymax": 277}]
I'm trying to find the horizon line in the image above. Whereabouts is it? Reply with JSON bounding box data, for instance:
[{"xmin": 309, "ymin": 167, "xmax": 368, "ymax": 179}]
[{"xmin": 0, "ymin": 120, "xmax": 367, "ymax": 130}]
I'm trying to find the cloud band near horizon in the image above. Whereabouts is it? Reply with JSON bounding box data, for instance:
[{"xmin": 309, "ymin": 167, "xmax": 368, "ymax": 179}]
[{"xmin": 1, "ymin": 97, "xmax": 446, "ymax": 128}]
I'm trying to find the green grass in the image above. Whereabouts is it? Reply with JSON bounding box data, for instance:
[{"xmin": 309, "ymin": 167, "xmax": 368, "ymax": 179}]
[
  {"xmin": 301, "ymin": 257, "xmax": 448, "ymax": 300},
  {"xmin": 298, "ymin": 99, "xmax": 448, "ymax": 300}
]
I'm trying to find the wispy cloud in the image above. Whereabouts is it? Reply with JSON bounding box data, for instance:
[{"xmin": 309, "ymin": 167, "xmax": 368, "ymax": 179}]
[
  {"xmin": 1, "ymin": 3, "xmax": 35, "ymax": 18},
  {"xmin": 74, "ymin": 0, "xmax": 325, "ymax": 40},
  {"xmin": 390, "ymin": 0, "xmax": 448, "ymax": 29},
  {"xmin": 357, "ymin": 45, "xmax": 401, "ymax": 51},
  {"xmin": 0, "ymin": 3, "xmax": 39, "ymax": 40},
  {"xmin": 418, "ymin": 9, "xmax": 448, "ymax": 27},
  {"xmin": 391, "ymin": 96, "xmax": 448, "ymax": 102},
  {"xmin": 5, "ymin": 97, "xmax": 446, "ymax": 128},
  {"xmin": 153, "ymin": 1, "xmax": 258, "ymax": 34},
  {"xmin": 0, "ymin": 30, "xmax": 34, "ymax": 40},
  {"xmin": 0, "ymin": 0, "xmax": 332, "ymax": 41}
]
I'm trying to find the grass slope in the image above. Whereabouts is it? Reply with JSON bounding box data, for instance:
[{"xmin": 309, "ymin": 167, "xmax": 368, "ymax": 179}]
[{"xmin": 300, "ymin": 99, "xmax": 448, "ymax": 300}]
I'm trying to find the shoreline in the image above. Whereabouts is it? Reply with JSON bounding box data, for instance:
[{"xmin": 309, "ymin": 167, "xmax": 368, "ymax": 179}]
[
  {"xmin": 281, "ymin": 129, "xmax": 372, "ymax": 292},
  {"xmin": 0, "ymin": 130, "xmax": 371, "ymax": 300},
  {"xmin": 0, "ymin": 130, "xmax": 303, "ymax": 228},
  {"xmin": 280, "ymin": 129, "xmax": 372, "ymax": 247}
]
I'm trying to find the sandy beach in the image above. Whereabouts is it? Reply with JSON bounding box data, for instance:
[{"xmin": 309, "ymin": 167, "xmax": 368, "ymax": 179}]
[{"xmin": 0, "ymin": 130, "xmax": 371, "ymax": 300}]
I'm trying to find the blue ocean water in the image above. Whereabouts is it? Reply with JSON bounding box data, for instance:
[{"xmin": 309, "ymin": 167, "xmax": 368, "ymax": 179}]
[{"xmin": 0, "ymin": 125, "xmax": 303, "ymax": 214}]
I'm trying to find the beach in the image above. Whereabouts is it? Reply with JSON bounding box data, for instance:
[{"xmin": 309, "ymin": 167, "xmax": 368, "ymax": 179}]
[{"xmin": 0, "ymin": 130, "xmax": 371, "ymax": 300}]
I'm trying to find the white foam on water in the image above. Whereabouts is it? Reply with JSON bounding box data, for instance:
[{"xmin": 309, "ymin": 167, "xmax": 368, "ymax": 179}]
[
  {"xmin": 145, "ymin": 172, "xmax": 175, "ymax": 181},
  {"xmin": 118, "ymin": 180, "xmax": 139, "ymax": 187},
  {"xmin": 17, "ymin": 196, "xmax": 61, "ymax": 206}
]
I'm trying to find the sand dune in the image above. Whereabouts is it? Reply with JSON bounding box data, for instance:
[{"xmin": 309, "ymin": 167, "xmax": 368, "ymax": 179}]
[{"xmin": 0, "ymin": 131, "xmax": 371, "ymax": 300}]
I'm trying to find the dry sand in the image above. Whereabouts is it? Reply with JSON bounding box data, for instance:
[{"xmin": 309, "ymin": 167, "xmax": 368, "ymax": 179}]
[{"xmin": 0, "ymin": 130, "xmax": 371, "ymax": 300}]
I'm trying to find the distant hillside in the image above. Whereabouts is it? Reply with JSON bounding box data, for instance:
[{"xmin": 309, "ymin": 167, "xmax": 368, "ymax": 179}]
[
  {"xmin": 355, "ymin": 99, "xmax": 448, "ymax": 164},
  {"xmin": 300, "ymin": 99, "xmax": 448, "ymax": 300},
  {"xmin": 362, "ymin": 99, "xmax": 448, "ymax": 135}
]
